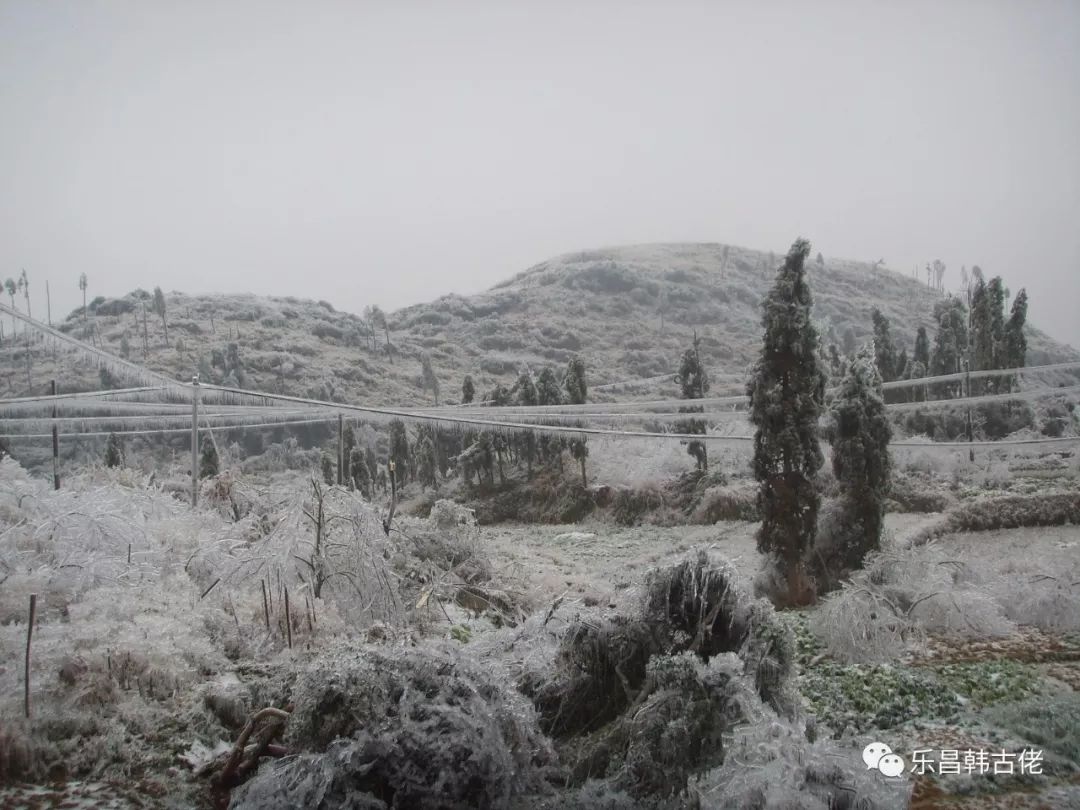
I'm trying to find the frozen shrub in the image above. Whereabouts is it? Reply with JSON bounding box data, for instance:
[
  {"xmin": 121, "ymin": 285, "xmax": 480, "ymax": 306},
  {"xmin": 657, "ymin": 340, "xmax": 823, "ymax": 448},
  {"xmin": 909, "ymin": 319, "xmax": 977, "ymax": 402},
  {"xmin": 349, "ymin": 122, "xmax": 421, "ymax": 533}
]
[
  {"xmin": 690, "ymin": 717, "xmax": 911, "ymax": 809},
  {"xmin": 525, "ymin": 552, "xmax": 796, "ymax": 798},
  {"xmin": 233, "ymin": 644, "xmax": 555, "ymax": 810},
  {"xmin": 910, "ymin": 491, "xmax": 1080, "ymax": 545}
]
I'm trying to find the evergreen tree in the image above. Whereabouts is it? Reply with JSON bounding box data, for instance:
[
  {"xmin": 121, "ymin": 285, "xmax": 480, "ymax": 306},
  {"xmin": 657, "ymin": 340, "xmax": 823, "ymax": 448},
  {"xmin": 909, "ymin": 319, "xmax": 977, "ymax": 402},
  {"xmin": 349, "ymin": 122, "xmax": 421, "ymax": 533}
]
[
  {"xmin": 987, "ymin": 277, "xmax": 1006, "ymax": 368},
  {"xmin": 870, "ymin": 308, "xmax": 897, "ymax": 382},
  {"xmin": 675, "ymin": 332, "xmax": 709, "ymax": 470},
  {"xmin": 564, "ymin": 356, "xmax": 588, "ymax": 481},
  {"xmin": 516, "ymin": 372, "xmax": 539, "ymax": 477},
  {"xmin": 816, "ymin": 345, "xmax": 892, "ymax": 589},
  {"xmin": 969, "ymin": 276, "xmax": 992, "ymax": 393},
  {"xmin": 747, "ymin": 238, "xmax": 826, "ymax": 606},
  {"xmin": 569, "ymin": 437, "xmax": 589, "ymax": 488},
  {"xmin": 564, "ymin": 356, "xmax": 588, "ymax": 404},
  {"xmin": 369, "ymin": 305, "xmax": 392, "ymax": 363},
  {"xmin": 420, "ymin": 352, "xmax": 440, "ymax": 405},
  {"xmin": 4, "ymin": 278, "xmax": 16, "ymax": 336},
  {"xmin": 342, "ymin": 425, "xmax": 357, "ymax": 488},
  {"xmin": 913, "ymin": 326, "xmax": 930, "ymax": 368},
  {"xmin": 929, "ymin": 297, "xmax": 968, "ymax": 398},
  {"xmin": 1002, "ymin": 288, "xmax": 1028, "ymax": 392},
  {"xmin": 389, "ymin": 419, "xmax": 410, "ymax": 486},
  {"xmin": 350, "ymin": 447, "xmax": 370, "ymax": 497},
  {"xmin": 104, "ymin": 432, "xmax": 124, "ymax": 468},
  {"xmin": 152, "ymin": 286, "xmax": 169, "ymax": 345},
  {"xmin": 78, "ymin": 273, "xmax": 88, "ymax": 323},
  {"xmin": 416, "ymin": 428, "xmax": 439, "ymax": 490},
  {"xmin": 199, "ymin": 436, "xmax": 220, "ymax": 479},
  {"xmin": 461, "ymin": 374, "xmax": 476, "ymax": 404},
  {"xmin": 894, "ymin": 347, "xmax": 908, "ymax": 383},
  {"xmin": 536, "ymin": 366, "xmax": 563, "ymax": 463},
  {"xmin": 365, "ymin": 446, "xmax": 378, "ymax": 488}
]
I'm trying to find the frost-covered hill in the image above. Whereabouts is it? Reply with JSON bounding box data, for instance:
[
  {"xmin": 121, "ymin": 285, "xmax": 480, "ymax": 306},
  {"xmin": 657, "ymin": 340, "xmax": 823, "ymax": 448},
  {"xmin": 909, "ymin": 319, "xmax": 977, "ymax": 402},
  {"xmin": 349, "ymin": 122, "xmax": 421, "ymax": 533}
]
[{"xmin": 8, "ymin": 242, "xmax": 1076, "ymax": 405}]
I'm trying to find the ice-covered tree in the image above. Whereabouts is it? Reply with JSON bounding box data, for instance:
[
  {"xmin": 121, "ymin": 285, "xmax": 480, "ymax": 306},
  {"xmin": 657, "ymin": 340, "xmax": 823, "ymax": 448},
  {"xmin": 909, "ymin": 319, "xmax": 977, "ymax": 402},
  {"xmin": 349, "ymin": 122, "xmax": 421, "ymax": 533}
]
[
  {"xmin": 929, "ymin": 296, "xmax": 968, "ymax": 398},
  {"xmin": 870, "ymin": 308, "xmax": 897, "ymax": 382},
  {"xmin": 365, "ymin": 446, "xmax": 378, "ymax": 489},
  {"xmin": 369, "ymin": 305, "xmax": 392, "ymax": 363},
  {"xmin": 17, "ymin": 269, "xmax": 30, "ymax": 321},
  {"xmin": 78, "ymin": 273, "xmax": 88, "ymax": 323},
  {"xmin": 747, "ymin": 238, "xmax": 826, "ymax": 607},
  {"xmin": 564, "ymin": 356, "xmax": 588, "ymax": 404},
  {"xmin": 199, "ymin": 435, "xmax": 219, "ymax": 479},
  {"xmin": 569, "ymin": 437, "xmax": 588, "ymax": 488},
  {"xmin": 152, "ymin": 287, "xmax": 169, "ymax": 345},
  {"xmin": 420, "ymin": 352, "xmax": 439, "ymax": 405},
  {"xmin": 913, "ymin": 326, "xmax": 930, "ymax": 368},
  {"xmin": 104, "ymin": 432, "xmax": 124, "ymax": 468},
  {"xmin": 817, "ymin": 344, "xmax": 892, "ymax": 588},
  {"xmin": 4, "ymin": 278, "xmax": 16, "ymax": 336},
  {"xmin": 416, "ymin": 428, "xmax": 439, "ymax": 490},
  {"xmin": 389, "ymin": 419, "xmax": 410, "ymax": 485},
  {"xmin": 350, "ymin": 447, "xmax": 370, "ymax": 497},
  {"xmin": 461, "ymin": 374, "xmax": 476, "ymax": 404},
  {"xmin": 675, "ymin": 332, "xmax": 709, "ymax": 470}
]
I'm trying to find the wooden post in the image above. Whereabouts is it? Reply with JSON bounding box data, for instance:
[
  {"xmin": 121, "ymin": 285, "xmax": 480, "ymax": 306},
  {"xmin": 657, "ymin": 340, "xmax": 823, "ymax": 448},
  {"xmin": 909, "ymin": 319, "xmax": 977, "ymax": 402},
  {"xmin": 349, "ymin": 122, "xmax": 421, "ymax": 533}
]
[
  {"xmin": 191, "ymin": 374, "xmax": 200, "ymax": 507},
  {"xmin": 283, "ymin": 585, "xmax": 293, "ymax": 649},
  {"xmin": 337, "ymin": 414, "xmax": 344, "ymax": 485},
  {"xmin": 51, "ymin": 379, "xmax": 60, "ymax": 490},
  {"xmin": 261, "ymin": 580, "xmax": 271, "ymax": 631},
  {"xmin": 45, "ymin": 281, "xmax": 52, "ymax": 327},
  {"xmin": 25, "ymin": 594, "xmax": 36, "ymax": 718}
]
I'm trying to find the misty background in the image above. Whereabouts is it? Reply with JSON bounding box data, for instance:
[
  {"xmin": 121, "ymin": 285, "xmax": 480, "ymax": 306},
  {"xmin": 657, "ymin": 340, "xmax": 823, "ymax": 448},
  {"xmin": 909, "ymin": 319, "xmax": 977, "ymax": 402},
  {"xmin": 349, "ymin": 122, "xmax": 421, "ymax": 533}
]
[{"xmin": 1, "ymin": 1, "xmax": 1077, "ymax": 350}]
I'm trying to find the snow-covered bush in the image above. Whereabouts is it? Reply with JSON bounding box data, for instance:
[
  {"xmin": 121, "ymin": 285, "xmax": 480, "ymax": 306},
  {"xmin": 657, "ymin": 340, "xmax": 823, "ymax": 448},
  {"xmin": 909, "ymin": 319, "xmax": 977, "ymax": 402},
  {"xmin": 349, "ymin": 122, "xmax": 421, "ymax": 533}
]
[{"xmin": 231, "ymin": 643, "xmax": 556, "ymax": 810}]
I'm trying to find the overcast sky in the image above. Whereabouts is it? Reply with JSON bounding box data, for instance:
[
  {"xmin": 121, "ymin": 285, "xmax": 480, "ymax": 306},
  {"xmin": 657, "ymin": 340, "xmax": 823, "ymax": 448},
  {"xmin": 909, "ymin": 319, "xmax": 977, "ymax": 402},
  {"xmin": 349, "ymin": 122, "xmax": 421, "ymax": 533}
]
[{"xmin": 2, "ymin": 1, "xmax": 1077, "ymax": 348}]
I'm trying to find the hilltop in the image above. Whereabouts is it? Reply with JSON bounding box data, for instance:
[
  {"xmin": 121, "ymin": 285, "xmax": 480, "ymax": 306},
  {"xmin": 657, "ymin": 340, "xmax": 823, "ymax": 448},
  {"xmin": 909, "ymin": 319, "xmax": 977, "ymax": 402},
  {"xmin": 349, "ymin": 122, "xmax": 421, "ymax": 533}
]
[{"xmin": 6, "ymin": 242, "xmax": 1075, "ymax": 404}]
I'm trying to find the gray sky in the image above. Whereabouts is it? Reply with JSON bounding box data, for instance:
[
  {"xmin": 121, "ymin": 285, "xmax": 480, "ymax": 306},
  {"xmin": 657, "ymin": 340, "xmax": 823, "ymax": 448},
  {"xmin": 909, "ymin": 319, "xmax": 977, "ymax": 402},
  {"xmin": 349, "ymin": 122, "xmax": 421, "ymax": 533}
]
[{"xmin": 2, "ymin": 1, "xmax": 1078, "ymax": 348}]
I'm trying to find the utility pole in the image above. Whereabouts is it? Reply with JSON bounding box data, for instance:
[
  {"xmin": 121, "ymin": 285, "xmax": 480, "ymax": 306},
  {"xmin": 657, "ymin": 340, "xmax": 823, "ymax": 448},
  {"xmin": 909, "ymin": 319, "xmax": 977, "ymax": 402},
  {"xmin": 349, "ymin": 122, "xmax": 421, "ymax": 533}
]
[
  {"xmin": 51, "ymin": 380, "xmax": 60, "ymax": 490},
  {"xmin": 191, "ymin": 375, "xmax": 200, "ymax": 507},
  {"xmin": 337, "ymin": 413, "xmax": 344, "ymax": 486}
]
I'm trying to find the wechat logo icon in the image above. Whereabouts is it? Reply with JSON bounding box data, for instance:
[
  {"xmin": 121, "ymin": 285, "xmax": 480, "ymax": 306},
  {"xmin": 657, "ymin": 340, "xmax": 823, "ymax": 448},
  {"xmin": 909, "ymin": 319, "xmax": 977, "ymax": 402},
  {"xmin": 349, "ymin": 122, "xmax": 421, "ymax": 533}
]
[{"xmin": 863, "ymin": 742, "xmax": 905, "ymax": 778}]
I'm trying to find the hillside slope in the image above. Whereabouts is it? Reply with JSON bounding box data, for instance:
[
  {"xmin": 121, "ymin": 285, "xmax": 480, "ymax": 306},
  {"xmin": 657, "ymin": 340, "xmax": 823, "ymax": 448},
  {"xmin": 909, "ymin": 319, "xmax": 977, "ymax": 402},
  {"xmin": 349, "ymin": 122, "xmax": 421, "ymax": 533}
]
[{"xmin": 5, "ymin": 242, "xmax": 1075, "ymax": 405}]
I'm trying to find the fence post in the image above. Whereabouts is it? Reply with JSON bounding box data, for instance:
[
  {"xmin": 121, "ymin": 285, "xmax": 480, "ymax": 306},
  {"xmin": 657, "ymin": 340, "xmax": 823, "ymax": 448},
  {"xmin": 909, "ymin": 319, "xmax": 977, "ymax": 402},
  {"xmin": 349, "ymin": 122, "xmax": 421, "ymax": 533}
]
[
  {"xmin": 25, "ymin": 594, "xmax": 36, "ymax": 718},
  {"xmin": 191, "ymin": 374, "xmax": 200, "ymax": 507},
  {"xmin": 337, "ymin": 413, "xmax": 344, "ymax": 485},
  {"xmin": 51, "ymin": 379, "xmax": 60, "ymax": 490}
]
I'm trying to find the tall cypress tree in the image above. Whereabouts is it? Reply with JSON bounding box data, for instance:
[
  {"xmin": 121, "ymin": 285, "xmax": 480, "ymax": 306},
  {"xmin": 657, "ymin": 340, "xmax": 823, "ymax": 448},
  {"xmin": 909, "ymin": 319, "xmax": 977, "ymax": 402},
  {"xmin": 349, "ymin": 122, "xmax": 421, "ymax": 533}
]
[
  {"xmin": 461, "ymin": 374, "xmax": 476, "ymax": 404},
  {"xmin": 389, "ymin": 419, "xmax": 410, "ymax": 486},
  {"xmin": 870, "ymin": 308, "xmax": 897, "ymax": 382},
  {"xmin": 969, "ymin": 277, "xmax": 993, "ymax": 394},
  {"xmin": 929, "ymin": 297, "xmax": 968, "ymax": 398},
  {"xmin": 1002, "ymin": 289, "xmax": 1028, "ymax": 392},
  {"xmin": 564, "ymin": 356, "xmax": 589, "ymax": 485},
  {"xmin": 350, "ymin": 447, "xmax": 370, "ymax": 497},
  {"xmin": 913, "ymin": 326, "xmax": 930, "ymax": 368},
  {"xmin": 817, "ymin": 344, "xmax": 892, "ymax": 588},
  {"xmin": 747, "ymin": 238, "xmax": 826, "ymax": 606},
  {"xmin": 675, "ymin": 332, "xmax": 709, "ymax": 470}
]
